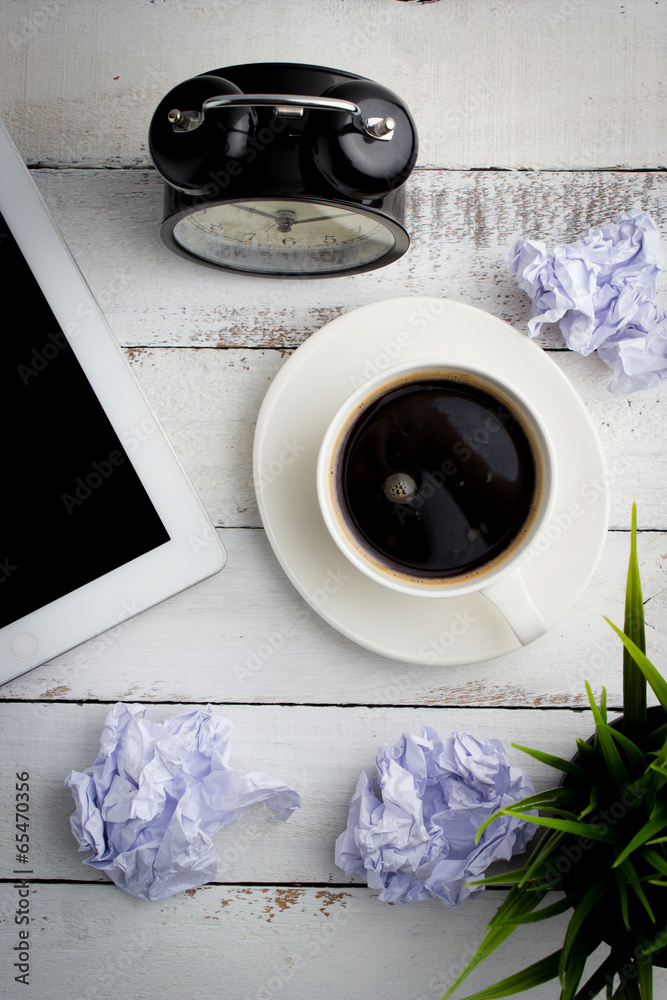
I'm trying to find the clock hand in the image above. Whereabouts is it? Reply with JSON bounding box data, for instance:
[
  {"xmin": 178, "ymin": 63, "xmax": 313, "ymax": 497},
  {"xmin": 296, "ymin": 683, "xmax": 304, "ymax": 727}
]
[
  {"xmin": 293, "ymin": 213, "xmax": 350, "ymax": 225},
  {"xmin": 234, "ymin": 205, "xmax": 282, "ymax": 222}
]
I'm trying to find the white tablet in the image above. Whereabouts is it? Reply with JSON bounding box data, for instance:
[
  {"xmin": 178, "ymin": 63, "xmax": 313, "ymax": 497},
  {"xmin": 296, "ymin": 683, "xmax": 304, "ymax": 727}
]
[{"xmin": 0, "ymin": 119, "xmax": 226, "ymax": 684}]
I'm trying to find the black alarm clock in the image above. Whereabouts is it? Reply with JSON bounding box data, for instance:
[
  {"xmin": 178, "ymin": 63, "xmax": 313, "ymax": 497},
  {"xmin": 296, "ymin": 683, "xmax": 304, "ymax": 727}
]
[{"xmin": 148, "ymin": 63, "xmax": 418, "ymax": 277}]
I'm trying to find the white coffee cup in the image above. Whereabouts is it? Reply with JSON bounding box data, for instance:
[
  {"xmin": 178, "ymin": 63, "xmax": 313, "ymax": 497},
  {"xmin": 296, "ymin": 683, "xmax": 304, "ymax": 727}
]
[{"xmin": 316, "ymin": 359, "xmax": 558, "ymax": 646}]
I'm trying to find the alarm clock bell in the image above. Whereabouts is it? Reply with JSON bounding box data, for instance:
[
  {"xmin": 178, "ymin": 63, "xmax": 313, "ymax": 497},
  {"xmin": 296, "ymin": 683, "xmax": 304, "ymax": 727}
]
[{"xmin": 149, "ymin": 63, "xmax": 418, "ymax": 277}]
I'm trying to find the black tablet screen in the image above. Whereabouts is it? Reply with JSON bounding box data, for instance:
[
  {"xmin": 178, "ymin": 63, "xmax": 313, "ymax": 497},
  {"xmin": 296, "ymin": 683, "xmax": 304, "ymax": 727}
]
[{"xmin": 1, "ymin": 212, "xmax": 170, "ymax": 628}]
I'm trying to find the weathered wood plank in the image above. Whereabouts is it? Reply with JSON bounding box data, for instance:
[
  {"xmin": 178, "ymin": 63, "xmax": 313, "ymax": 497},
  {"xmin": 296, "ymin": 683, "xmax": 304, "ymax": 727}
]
[
  {"xmin": 121, "ymin": 346, "xmax": 662, "ymax": 533},
  {"xmin": 2, "ymin": 530, "xmax": 664, "ymax": 706},
  {"xmin": 0, "ymin": 703, "xmax": 598, "ymax": 883},
  {"xmin": 3, "ymin": 702, "xmax": 667, "ymax": 997},
  {"xmin": 3, "ymin": 0, "xmax": 665, "ymax": 170},
  {"xmin": 0, "ymin": 882, "xmax": 586, "ymax": 1000},
  {"xmin": 29, "ymin": 167, "xmax": 667, "ymax": 351}
]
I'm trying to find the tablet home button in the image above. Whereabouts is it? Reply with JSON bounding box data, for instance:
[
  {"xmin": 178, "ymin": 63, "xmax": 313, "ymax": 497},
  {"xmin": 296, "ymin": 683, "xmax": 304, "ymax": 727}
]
[{"xmin": 11, "ymin": 632, "xmax": 38, "ymax": 659}]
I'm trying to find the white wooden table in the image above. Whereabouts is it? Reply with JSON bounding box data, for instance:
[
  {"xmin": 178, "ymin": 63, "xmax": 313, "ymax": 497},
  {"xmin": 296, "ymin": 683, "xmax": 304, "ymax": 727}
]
[{"xmin": 1, "ymin": 2, "xmax": 666, "ymax": 998}]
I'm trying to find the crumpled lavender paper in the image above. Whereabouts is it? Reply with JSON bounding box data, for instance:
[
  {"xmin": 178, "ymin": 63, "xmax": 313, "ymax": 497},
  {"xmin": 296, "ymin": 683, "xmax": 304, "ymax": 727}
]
[
  {"xmin": 506, "ymin": 211, "xmax": 667, "ymax": 394},
  {"xmin": 335, "ymin": 726, "xmax": 535, "ymax": 906},
  {"xmin": 64, "ymin": 703, "xmax": 301, "ymax": 901}
]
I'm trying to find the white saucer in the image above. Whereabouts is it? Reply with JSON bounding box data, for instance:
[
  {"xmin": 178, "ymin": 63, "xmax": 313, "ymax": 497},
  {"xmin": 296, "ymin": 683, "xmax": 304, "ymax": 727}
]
[{"xmin": 253, "ymin": 297, "xmax": 609, "ymax": 665}]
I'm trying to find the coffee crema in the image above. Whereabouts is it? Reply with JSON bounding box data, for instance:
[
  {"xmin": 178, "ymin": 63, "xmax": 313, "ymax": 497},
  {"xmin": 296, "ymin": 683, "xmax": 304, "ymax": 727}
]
[{"xmin": 333, "ymin": 373, "xmax": 541, "ymax": 582}]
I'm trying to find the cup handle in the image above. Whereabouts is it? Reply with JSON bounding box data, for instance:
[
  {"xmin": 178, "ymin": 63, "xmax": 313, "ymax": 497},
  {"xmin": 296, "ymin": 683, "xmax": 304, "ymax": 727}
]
[{"xmin": 481, "ymin": 568, "xmax": 547, "ymax": 646}]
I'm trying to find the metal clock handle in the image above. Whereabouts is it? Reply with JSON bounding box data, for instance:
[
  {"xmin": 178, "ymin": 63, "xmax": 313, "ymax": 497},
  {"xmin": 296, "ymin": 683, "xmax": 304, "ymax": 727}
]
[{"xmin": 167, "ymin": 94, "xmax": 396, "ymax": 141}]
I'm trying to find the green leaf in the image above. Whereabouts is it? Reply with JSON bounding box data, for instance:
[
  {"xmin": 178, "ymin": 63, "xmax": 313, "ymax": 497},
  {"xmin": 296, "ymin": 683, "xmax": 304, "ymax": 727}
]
[
  {"xmin": 499, "ymin": 786, "xmax": 577, "ymax": 812},
  {"xmin": 559, "ymin": 877, "xmax": 609, "ymax": 986},
  {"xmin": 637, "ymin": 954, "xmax": 653, "ymax": 1000},
  {"xmin": 620, "ymin": 859, "xmax": 655, "ymax": 923},
  {"xmin": 646, "ymin": 722, "xmax": 667, "ymax": 751},
  {"xmin": 511, "ymin": 743, "xmax": 585, "ymax": 776},
  {"xmin": 562, "ymin": 931, "xmax": 598, "ymax": 1000},
  {"xmin": 578, "ymin": 781, "xmax": 604, "ymax": 821},
  {"xmin": 439, "ymin": 949, "xmax": 561, "ymax": 1000},
  {"xmin": 575, "ymin": 737, "xmax": 596, "ymax": 757},
  {"xmin": 640, "ymin": 925, "xmax": 667, "ymax": 956},
  {"xmin": 614, "ymin": 868, "xmax": 630, "ymax": 930},
  {"xmin": 612, "ymin": 975, "xmax": 642, "ymax": 1000},
  {"xmin": 603, "ymin": 724, "xmax": 647, "ymax": 777},
  {"xmin": 439, "ymin": 885, "xmax": 548, "ymax": 999},
  {"xmin": 586, "ymin": 682, "xmax": 630, "ymax": 786},
  {"xmin": 492, "ymin": 891, "xmax": 581, "ymax": 926},
  {"xmin": 495, "ymin": 810, "xmax": 620, "ymax": 844},
  {"xmin": 572, "ymin": 954, "xmax": 621, "ymax": 1000},
  {"xmin": 517, "ymin": 828, "xmax": 569, "ymax": 889},
  {"xmin": 474, "ymin": 786, "xmax": 578, "ymax": 843},
  {"xmin": 605, "ymin": 620, "xmax": 667, "ymax": 713},
  {"xmin": 466, "ymin": 868, "xmax": 531, "ymax": 888},
  {"xmin": 641, "ymin": 846, "xmax": 667, "ymax": 878},
  {"xmin": 623, "ymin": 503, "xmax": 647, "ymax": 732},
  {"xmin": 600, "ymin": 685, "xmax": 608, "ymax": 723},
  {"xmin": 613, "ymin": 805, "xmax": 667, "ymax": 867}
]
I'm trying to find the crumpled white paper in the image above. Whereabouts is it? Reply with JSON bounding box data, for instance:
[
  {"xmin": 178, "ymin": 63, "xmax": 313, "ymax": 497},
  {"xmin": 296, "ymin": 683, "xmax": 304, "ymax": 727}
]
[
  {"xmin": 506, "ymin": 210, "xmax": 667, "ymax": 393},
  {"xmin": 335, "ymin": 726, "xmax": 535, "ymax": 906},
  {"xmin": 64, "ymin": 703, "xmax": 301, "ymax": 901}
]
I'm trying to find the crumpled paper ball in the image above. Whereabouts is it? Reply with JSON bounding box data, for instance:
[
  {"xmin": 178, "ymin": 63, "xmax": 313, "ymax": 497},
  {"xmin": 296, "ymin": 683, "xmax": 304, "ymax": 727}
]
[
  {"xmin": 506, "ymin": 210, "xmax": 667, "ymax": 394},
  {"xmin": 64, "ymin": 703, "xmax": 301, "ymax": 901},
  {"xmin": 334, "ymin": 726, "xmax": 536, "ymax": 906}
]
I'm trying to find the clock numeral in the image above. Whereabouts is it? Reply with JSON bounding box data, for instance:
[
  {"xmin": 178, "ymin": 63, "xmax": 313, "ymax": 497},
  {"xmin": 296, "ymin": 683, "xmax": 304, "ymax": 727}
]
[
  {"xmin": 244, "ymin": 232, "xmax": 256, "ymax": 241},
  {"xmin": 323, "ymin": 235, "xmax": 337, "ymax": 244},
  {"xmin": 282, "ymin": 238, "xmax": 296, "ymax": 246}
]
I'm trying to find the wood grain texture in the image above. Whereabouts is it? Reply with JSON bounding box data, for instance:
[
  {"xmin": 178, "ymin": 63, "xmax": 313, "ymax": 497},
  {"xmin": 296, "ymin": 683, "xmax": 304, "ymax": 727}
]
[
  {"xmin": 1, "ymin": 3, "xmax": 666, "ymax": 998},
  {"xmin": 2, "ymin": 0, "xmax": 666, "ymax": 170},
  {"xmin": 2, "ymin": 529, "xmax": 665, "ymax": 707},
  {"xmin": 0, "ymin": 882, "xmax": 584, "ymax": 1000},
  {"xmin": 0, "ymin": 703, "xmax": 597, "ymax": 884},
  {"xmin": 125, "ymin": 346, "xmax": 663, "ymax": 533},
  {"xmin": 28, "ymin": 167, "xmax": 667, "ymax": 351},
  {"xmin": 3, "ymin": 703, "xmax": 667, "ymax": 999}
]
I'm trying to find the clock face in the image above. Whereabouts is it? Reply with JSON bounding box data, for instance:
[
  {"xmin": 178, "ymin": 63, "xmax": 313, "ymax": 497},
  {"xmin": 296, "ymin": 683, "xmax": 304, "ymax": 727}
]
[{"xmin": 171, "ymin": 199, "xmax": 398, "ymax": 275}]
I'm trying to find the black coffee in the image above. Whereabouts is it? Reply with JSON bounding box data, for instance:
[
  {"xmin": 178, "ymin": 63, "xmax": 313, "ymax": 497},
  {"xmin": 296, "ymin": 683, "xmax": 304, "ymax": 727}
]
[{"xmin": 336, "ymin": 375, "xmax": 540, "ymax": 580}]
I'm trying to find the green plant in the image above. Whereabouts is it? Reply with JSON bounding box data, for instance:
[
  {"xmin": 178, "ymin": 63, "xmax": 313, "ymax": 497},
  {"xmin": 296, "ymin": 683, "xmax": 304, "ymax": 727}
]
[{"xmin": 442, "ymin": 504, "xmax": 667, "ymax": 1000}]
